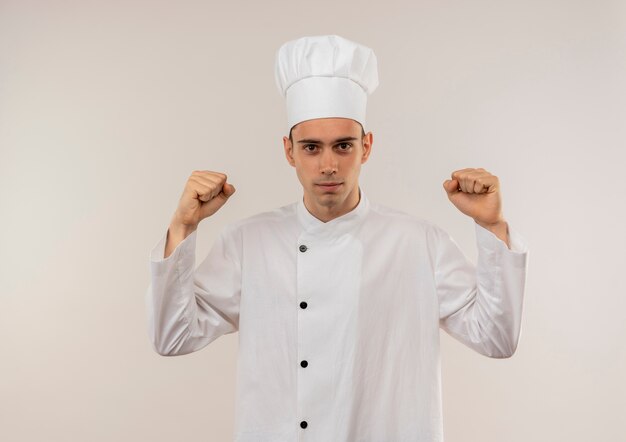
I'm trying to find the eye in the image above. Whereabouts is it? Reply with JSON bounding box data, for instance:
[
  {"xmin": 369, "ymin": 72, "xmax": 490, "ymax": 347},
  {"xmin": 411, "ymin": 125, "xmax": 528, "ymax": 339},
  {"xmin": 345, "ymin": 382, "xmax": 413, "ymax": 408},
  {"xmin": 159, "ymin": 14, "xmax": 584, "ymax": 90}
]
[
  {"xmin": 303, "ymin": 144, "xmax": 318, "ymax": 152},
  {"xmin": 337, "ymin": 142, "xmax": 352, "ymax": 151}
]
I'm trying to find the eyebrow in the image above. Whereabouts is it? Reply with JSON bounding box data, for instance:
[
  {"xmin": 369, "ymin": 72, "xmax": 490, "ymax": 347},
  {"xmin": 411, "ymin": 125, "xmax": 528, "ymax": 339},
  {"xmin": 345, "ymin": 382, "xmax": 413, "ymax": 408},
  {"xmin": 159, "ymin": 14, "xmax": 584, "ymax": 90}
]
[{"xmin": 296, "ymin": 137, "xmax": 359, "ymax": 144}]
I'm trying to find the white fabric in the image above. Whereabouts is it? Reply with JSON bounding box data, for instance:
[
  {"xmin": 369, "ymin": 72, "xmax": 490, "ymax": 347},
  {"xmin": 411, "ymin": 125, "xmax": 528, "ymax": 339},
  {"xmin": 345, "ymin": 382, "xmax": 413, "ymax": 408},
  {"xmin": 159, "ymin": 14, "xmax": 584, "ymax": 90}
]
[
  {"xmin": 146, "ymin": 187, "xmax": 529, "ymax": 442},
  {"xmin": 274, "ymin": 35, "xmax": 379, "ymax": 132}
]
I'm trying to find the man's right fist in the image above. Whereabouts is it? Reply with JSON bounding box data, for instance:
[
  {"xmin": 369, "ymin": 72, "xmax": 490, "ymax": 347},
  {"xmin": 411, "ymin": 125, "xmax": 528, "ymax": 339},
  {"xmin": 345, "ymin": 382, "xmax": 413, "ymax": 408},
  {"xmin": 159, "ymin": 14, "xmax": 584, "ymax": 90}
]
[{"xmin": 171, "ymin": 170, "xmax": 236, "ymax": 229}]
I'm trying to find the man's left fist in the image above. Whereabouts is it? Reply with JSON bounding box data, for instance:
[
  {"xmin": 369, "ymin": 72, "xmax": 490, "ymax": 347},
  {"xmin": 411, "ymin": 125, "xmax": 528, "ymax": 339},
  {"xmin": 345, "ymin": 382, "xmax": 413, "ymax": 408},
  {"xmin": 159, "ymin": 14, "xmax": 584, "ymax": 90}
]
[{"xmin": 443, "ymin": 167, "xmax": 506, "ymax": 227}]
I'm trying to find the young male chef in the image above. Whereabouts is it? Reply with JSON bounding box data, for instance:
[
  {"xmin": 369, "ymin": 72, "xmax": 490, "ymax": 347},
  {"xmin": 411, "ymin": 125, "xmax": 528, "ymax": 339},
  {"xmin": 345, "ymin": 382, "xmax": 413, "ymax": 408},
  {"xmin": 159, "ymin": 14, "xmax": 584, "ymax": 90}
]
[{"xmin": 146, "ymin": 34, "xmax": 529, "ymax": 442}]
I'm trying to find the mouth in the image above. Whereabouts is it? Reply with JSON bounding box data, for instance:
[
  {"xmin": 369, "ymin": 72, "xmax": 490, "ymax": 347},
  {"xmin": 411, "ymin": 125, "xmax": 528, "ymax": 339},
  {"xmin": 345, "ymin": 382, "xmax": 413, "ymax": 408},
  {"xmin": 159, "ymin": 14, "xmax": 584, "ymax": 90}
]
[{"xmin": 316, "ymin": 182, "xmax": 343, "ymax": 192}]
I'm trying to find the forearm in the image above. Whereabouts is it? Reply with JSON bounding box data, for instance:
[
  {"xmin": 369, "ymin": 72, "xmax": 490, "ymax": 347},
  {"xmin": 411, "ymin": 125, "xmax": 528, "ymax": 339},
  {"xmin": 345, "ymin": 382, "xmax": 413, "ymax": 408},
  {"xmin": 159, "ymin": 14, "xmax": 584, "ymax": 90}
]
[
  {"xmin": 147, "ymin": 224, "xmax": 242, "ymax": 356},
  {"xmin": 148, "ymin": 228, "xmax": 201, "ymax": 356},
  {"xmin": 475, "ymin": 219, "xmax": 510, "ymax": 249},
  {"xmin": 165, "ymin": 221, "xmax": 197, "ymax": 258},
  {"xmin": 437, "ymin": 221, "xmax": 528, "ymax": 358}
]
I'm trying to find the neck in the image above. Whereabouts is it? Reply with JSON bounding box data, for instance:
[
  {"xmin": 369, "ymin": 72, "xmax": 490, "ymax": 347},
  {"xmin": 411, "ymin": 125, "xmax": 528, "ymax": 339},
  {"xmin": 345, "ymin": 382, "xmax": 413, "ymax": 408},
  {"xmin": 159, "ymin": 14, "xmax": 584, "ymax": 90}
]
[{"xmin": 303, "ymin": 185, "xmax": 361, "ymax": 223}]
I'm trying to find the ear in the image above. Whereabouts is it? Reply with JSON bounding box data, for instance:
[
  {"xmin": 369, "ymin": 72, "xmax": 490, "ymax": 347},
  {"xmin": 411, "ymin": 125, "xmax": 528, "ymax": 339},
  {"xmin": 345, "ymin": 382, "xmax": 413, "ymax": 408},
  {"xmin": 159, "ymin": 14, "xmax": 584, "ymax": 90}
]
[
  {"xmin": 361, "ymin": 131, "xmax": 373, "ymax": 164},
  {"xmin": 283, "ymin": 136, "xmax": 295, "ymax": 167}
]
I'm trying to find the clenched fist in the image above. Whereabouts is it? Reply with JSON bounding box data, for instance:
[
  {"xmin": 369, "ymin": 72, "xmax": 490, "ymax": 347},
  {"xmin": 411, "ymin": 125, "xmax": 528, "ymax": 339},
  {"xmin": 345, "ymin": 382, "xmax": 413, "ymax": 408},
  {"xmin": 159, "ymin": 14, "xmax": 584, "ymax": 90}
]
[
  {"xmin": 443, "ymin": 167, "xmax": 510, "ymax": 248},
  {"xmin": 172, "ymin": 170, "xmax": 236, "ymax": 228},
  {"xmin": 165, "ymin": 170, "xmax": 235, "ymax": 257}
]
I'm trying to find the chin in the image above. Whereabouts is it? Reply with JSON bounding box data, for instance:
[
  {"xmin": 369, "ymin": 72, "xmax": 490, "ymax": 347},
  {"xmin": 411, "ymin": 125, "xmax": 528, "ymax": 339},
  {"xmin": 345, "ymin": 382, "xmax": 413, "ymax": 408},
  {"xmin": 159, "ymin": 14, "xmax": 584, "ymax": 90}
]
[{"xmin": 319, "ymin": 191, "xmax": 346, "ymax": 206}]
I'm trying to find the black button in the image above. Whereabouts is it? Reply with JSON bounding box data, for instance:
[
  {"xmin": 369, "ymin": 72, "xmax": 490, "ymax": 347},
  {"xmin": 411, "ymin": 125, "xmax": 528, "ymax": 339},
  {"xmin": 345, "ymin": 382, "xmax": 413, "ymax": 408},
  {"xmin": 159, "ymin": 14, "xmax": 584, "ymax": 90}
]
[
  {"xmin": 299, "ymin": 244, "xmax": 308, "ymax": 252},
  {"xmin": 300, "ymin": 360, "xmax": 308, "ymax": 368},
  {"xmin": 300, "ymin": 301, "xmax": 307, "ymax": 309},
  {"xmin": 300, "ymin": 420, "xmax": 308, "ymax": 429}
]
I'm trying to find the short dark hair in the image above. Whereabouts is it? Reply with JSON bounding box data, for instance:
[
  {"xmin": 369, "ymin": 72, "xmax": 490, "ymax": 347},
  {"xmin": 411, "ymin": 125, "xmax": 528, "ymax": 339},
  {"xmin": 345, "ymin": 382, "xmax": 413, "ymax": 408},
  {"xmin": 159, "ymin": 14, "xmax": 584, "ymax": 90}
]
[{"xmin": 289, "ymin": 122, "xmax": 366, "ymax": 143}]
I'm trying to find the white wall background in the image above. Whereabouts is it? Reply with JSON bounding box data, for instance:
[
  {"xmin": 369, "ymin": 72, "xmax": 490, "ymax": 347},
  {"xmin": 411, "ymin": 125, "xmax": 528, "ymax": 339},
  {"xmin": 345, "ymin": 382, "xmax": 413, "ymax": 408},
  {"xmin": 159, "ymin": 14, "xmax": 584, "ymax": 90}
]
[{"xmin": 1, "ymin": 0, "xmax": 625, "ymax": 441}]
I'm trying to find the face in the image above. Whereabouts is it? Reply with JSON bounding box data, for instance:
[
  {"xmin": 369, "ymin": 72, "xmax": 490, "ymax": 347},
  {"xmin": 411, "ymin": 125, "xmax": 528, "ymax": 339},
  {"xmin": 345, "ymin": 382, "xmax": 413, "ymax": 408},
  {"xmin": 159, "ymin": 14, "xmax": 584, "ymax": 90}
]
[{"xmin": 283, "ymin": 117, "xmax": 373, "ymax": 221}]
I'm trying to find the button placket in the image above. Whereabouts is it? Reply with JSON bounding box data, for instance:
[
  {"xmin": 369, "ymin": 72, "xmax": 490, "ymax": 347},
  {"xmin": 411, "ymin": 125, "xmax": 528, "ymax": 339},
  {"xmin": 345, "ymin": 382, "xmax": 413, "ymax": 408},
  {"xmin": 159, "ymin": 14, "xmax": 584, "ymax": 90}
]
[{"xmin": 296, "ymin": 234, "xmax": 318, "ymax": 430}]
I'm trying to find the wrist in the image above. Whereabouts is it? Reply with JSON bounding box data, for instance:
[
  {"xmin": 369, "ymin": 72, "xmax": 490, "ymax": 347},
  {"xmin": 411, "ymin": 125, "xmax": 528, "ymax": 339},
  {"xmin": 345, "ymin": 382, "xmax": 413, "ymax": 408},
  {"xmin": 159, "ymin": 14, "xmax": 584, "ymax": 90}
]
[
  {"xmin": 475, "ymin": 217, "xmax": 507, "ymax": 229},
  {"xmin": 169, "ymin": 218, "xmax": 198, "ymax": 238},
  {"xmin": 475, "ymin": 219, "xmax": 510, "ymax": 248}
]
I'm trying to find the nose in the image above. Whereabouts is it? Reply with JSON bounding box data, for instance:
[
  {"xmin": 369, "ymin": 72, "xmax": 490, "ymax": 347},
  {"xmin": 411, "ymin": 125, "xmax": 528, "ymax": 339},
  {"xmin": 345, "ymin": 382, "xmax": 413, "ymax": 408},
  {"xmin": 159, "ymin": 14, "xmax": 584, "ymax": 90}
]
[{"xmin": 319, "ymin": 148, "xmax": 338, "ymax": 175}]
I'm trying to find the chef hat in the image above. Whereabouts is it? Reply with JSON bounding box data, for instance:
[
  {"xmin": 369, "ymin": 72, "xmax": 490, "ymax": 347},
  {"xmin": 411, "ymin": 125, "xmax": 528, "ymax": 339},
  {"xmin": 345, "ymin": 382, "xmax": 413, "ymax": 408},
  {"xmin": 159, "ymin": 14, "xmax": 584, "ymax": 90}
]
[{"xmin": 274, "ymin": 34, "xmax": 379, "ymax": 133}]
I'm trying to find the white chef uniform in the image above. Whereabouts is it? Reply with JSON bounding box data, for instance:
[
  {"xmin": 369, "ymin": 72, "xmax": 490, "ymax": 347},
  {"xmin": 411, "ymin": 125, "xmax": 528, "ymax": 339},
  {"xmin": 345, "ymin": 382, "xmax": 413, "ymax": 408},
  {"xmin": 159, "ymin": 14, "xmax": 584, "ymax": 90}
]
[{"xmin": 145, "ymin": 186, "xmax": 529, "ymax": 441}]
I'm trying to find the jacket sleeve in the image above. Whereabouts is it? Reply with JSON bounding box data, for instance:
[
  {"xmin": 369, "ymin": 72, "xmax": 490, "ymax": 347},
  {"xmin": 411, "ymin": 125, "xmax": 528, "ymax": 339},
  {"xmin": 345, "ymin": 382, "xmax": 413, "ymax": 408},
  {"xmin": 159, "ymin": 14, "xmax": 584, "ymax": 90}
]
[
  {"xmin": 433, "ymin": 221, "xmax": 529, "ymax": 358},
  {"xmin": 145, "ymin": 225, "xmax": 241, "ymax": 356}
]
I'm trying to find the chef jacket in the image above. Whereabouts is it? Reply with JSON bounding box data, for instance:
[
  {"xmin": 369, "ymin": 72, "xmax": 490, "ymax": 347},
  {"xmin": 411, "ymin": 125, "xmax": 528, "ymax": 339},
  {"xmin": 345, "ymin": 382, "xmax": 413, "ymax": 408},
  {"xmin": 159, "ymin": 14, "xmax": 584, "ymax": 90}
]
[{"xmin": 146, "ymin": 186, "xmax": 529, "ymax": 442}]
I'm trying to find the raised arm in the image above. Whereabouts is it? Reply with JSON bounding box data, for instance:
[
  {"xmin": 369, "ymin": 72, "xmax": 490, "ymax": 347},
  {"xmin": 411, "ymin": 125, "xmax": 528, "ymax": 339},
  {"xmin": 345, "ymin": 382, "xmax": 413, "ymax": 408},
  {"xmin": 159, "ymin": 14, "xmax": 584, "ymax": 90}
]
[
  {"xmin": 436, "ymin": 167, "xmax": 529, "ymax": 357},
  {"xmin": 145, "ymin": 170, "xmax": 239, "ymax": 356},
  {"xmin": 432, "ymin": 221, "xmax": 529, "ymax": 358}
]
